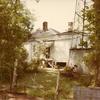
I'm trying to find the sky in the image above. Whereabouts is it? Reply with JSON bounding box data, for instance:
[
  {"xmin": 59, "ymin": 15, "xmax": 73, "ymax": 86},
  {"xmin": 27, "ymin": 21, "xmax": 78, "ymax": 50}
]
[{"xmin": 22, "ymin": 0, "xmax": 76, "ymax": 32}]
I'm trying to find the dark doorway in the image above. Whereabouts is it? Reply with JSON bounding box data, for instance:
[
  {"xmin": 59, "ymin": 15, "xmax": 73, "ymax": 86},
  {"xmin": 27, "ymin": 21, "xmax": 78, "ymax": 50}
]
[{"xmin": 56, "ymin": 62, "xmax": 66, "ymax": 68}]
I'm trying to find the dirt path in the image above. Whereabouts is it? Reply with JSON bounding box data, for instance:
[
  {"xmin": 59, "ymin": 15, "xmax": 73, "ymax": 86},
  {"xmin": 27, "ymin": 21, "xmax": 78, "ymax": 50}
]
[{"xmin": 0, "ymin": 91, "xmax": 44, "ymax": 100}]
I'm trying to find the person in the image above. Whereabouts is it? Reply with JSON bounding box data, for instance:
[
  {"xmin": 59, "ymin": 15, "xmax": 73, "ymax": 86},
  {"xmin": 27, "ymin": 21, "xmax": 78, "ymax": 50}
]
[{"xmin": 73, "ymin": 65, "xmax": 83, "ymax": 74}]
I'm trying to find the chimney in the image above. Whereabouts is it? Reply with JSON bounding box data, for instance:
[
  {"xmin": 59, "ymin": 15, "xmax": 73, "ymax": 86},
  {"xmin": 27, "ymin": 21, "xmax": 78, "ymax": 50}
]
[
  {"xmin": 68, "ymin": 22, "xmax": 73, "ymax": 32},
  {"xmin": 43, "ymin": 21, "xmax": 48, "ymax": 31}
]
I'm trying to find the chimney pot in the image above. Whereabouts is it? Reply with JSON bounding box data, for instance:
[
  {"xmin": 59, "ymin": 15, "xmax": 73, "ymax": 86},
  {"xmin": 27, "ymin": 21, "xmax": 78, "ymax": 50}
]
[
  {"xmin": 68, "ymin": 22, "xmax": 73, "ymax": 32},
  {"xmin": 43, "ymin": 21, "xmax": 48, "ymax": 31}
]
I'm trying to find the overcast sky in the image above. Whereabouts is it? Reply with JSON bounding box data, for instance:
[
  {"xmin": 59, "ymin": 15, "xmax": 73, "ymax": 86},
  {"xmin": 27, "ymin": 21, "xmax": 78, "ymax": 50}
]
[{"xmin": 22, "ymin": 0, "xmax": 76, "ymax": 32}]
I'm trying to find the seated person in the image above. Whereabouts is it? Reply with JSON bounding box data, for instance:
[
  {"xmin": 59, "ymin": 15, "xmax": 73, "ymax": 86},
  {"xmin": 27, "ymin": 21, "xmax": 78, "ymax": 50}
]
[{"xmin": 73, "ymin": 65, "xmax": 83, "ymax": 74}]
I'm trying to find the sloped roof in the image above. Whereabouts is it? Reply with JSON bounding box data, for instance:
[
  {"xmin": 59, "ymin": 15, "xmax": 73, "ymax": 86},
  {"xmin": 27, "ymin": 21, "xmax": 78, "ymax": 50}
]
[
  {"xmin": 32, "ymin": 28, "xmax": 60, "ymax": 38},
  {"xmin": 30, "ymin": 28, "xmax": 61, "ymax": 42},
  {"xmin": 30, "ymin": 29, "xmax": 86, "ymax": 42},
  {"xmin": 59, "ymin": 31, "xmax": 78, "ymax": 36}
]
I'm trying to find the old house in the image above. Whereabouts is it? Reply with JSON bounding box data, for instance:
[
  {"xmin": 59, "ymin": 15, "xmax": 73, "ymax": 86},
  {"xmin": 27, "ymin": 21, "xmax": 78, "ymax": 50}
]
[
  {"xmin": 24, "ymin": 22, "xmax": 90, "ymax": 72},
  {"xmin": 24, "ymin": 21, "xmax": 60, "ymax": 62}
]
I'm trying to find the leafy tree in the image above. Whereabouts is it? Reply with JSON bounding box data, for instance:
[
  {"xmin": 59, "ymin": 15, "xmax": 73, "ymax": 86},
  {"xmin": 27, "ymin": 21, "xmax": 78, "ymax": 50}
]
[
  {"xmin": 30, "ymin": 42, "xmax": 47, "ymax": 70},
  {"xmin": 0, "ymin": 0, "xmax": 34, "ymax": 89},
  {"xmin": 84, "ymin": 0, "xmax": 100, "ymax": 86},
  {"xmin": 92, "ymin": 0, "xmax": 100, "ymax": 86}
]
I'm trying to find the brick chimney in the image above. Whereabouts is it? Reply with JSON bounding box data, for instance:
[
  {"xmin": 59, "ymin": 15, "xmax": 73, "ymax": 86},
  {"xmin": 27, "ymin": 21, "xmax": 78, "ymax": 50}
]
[
  {"xmin": 43, "ymin": 21, "xmax": 48, "ymax": 31},
  {"xmin": 68, "ymin": 22, "xmax": 73, "ymax": 32}
]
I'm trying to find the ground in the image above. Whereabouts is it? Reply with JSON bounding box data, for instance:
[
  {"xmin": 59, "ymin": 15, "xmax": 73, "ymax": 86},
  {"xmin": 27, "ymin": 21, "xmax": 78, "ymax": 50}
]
[
  {"xmin": 0, "ymin": 68, "xmax": 82, "ymax": 100},
  {"xmin": 16, "ymin": 68, "xmax": 79, "ymax": 100}
]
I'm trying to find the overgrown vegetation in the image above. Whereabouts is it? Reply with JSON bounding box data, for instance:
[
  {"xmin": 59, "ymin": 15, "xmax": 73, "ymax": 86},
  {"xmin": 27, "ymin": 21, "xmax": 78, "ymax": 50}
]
[
  {"xmin": 84, "ymin": 0, "xmax": 100, "ymax": 86},
  {"xmin": 61, "ymin": 66, "xmax": 93, "ymax": 87},
  {"xmin": 29, "ymin": 42, "xmax": 49, "ymax": 70},
  {"xmin": 17, "ymin": 69, "xmax": 78, "ymax": 100},
  {"xmin": 0, "ymin": 0, "xmax": 34, "ymax": 89}
]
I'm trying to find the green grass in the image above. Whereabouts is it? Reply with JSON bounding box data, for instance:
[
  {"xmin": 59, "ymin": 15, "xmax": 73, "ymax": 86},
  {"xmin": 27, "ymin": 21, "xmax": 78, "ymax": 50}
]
[{"xmin": 17, "ymin": 69, "xmax": 79, "ymax": 100}]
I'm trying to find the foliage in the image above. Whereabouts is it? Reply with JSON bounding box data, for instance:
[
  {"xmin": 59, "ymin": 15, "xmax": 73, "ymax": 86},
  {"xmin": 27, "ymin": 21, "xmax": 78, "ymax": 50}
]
[
  {"xmin": 84, "ymin": 2, "xmax": 100, "ymax": 86},
  {"xmin": 61, "ymin": 66, "xmax": 93, "ymax": 87},
  {"xmin": 18, "ymin": 70, "xmax": 76, "ymax": 100},
  {"xmin": 31, "ymin": 42, "xmax": 48, "ymax": 69},
  {"xmin": 27, "ymin": 58, "xmax": 40, "ymax": 72},
  {"xmin": 0, "ymin": 0, "xmax": 34, "ymax": 84},
  {"xmin": 79, "ymin": 39, "xmax": 88, "ymax": 48},
  {"xmin": 33, "ymin": 42, "xmax": 47, "ymax": 59}
]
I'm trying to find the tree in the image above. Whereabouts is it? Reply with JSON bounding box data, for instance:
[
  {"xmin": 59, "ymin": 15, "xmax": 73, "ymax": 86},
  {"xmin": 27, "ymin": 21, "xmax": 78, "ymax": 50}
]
[
  {"xmin": 93, "ymin": 0, "xmax": 100, "ymax": 86},
  {"xmin": 0, "ymin": 0, "xmax": 34, "ymax": 90},
  {"xmin": 84, "ymin": 0, "xmax": 100, "ymax": 86},
  {"xmin": 31, "ymin": 42, "xmax": 48, "ymax": 69}
]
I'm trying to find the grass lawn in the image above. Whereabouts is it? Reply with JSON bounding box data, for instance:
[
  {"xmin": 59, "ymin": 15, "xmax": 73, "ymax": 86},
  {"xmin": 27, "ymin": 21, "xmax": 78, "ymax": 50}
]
[{"xmin": 17, "ymin": 68, "xmax": 79, "ymax": 100}]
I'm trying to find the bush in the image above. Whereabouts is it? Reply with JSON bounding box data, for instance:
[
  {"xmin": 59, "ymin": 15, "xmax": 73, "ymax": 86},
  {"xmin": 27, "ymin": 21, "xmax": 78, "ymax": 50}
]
[
  {"xmin": 0, "ymin": 67, "xmax": 12, "ymax": 83},
  {"xmin": 26, "ymin": 58, "xmax": 41, "ymax": 72},
  {"xmin": 44, "ymin": 89, "xmax": 55, "ymax": 100}
]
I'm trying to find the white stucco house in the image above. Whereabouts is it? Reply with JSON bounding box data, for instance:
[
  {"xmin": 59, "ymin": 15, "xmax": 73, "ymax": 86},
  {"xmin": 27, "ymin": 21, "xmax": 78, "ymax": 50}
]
[{"xmin": 24, "ymin": 21, "xmax": 91, "ymax": 72}]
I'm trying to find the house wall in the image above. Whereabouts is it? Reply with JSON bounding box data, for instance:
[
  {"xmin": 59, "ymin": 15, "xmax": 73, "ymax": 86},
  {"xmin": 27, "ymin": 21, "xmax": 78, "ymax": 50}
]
[
  {"xmin": 49, "ymin": 34, "xmax": 90, "ymax": 70},
  {"xmin": 24, "ymin": 42, "xmax": 36, "ymax": 62},
  {"xmin": 50, "ymin": 40, "xmax": 72, "ymax": 63},
  {"xmin": 24, "ymin": 43, "xmax": 32, "ymax": 62},
  {"xmin": 71, "ymin": 34, "xmax": 90, "ymax": 48},
  {"xmin": 24, "ymin": 30, "xmax": 90, "ymax": 70},
  {"xmin": 69, "ymin": 50, "xmax": 89, "ymax": 73},
  {"xmin": 24, "ymin": 41, "xmax": 48, "ymax": 62},
  {"xmin": 49, "ymin": 34, "xmax": 81, "ymax": 63}
]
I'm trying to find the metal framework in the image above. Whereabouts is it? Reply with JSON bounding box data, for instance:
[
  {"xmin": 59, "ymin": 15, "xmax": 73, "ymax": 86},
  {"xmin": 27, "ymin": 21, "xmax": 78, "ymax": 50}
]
[
  {"xmin": 71, "ymin": 0, "xmax": 88, "ymax": 49},
  {"xmin": 68, "ymin": 0, "xmax": 88, "ymax": 65}
]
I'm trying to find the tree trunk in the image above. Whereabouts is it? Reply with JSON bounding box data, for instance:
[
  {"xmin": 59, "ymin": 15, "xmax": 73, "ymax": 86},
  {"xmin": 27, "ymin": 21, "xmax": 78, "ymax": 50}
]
[
  {"xmin": 11, "ymin": 59, "xmax": 18, "ymax": 92},
  {"xmin": 94, "ymin": 64, "xmax": 100, "ymax": 86},
  {"xmin": 55, "ymin": 69, "xmax": 60, "ymax": 100},
  {"xmin": 94, "ymin": 0, "xmax": 100, "ymax": 86}
]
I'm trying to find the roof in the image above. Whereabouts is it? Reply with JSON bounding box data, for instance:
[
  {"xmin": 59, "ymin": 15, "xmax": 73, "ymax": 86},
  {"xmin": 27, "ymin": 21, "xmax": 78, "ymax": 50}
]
[
  {"xmin": 28, "ymin": 29, "xmax": 80, "ymax": 42},
  {"xmin": 32, "ymin": 28, "xmax": 60, "ymax": 38},
  {"xmin": 60, "ymin": 31, "xmax": 77, "ymax": 35},
  {"xmin": 29, "ymin": 28, "xmax": 61, "ymax": 42},
  {"xmin": 29, "ymin": 29, "xmax": 89, "ymax": 42}
]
